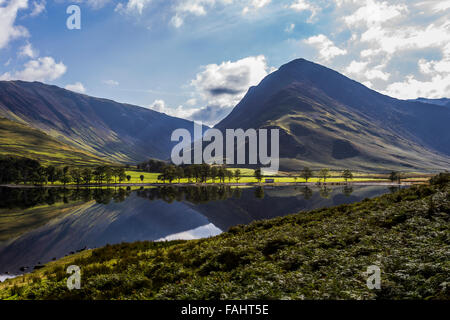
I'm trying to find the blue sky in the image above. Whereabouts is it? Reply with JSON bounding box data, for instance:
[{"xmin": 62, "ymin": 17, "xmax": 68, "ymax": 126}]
[{"xmin": 0, "ymin": 0, "xmax": 449, "ymax": 125}]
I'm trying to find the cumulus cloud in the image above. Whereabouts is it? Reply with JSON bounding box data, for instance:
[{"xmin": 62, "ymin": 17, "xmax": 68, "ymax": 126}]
[
  {"xmin": 148, "ymin": 99, "xmax": 198, "ymax": 119},
  {"xmin": 344, "ymin": 0, "xmax": 407, "ymax": 27},
  {"xmin": 0, "ymin": 0, "xmax": 29, "ymax": 50},
  {"xmin": 243, "ymin": 0, "xmax": 271, "ymax": 14},
  {"xmin": 304, "ymin": 34, "xmax": 347, "ymax": 61},
  {"xmin": 169, "ymin": 0, "xmax": 234, "ymax": 28},
  {"xmin": 19, "ymin": 42, "xmax": 37, "ymax": 58},
  {"xmin": 0, "ymin": 57, "xmax": 67, "ymax": 82},
  {"xmin": 191, "ymin": 55, "xmax": 270, "ymax": 109},
  {"xmin": 289, "ymin": 0, "xmax": 320, "ymax": 22},
  {"xmin": 310, "ymin": 0, "xmax": 450, "ymax": 99},
  {"xmin": 383, "ymin": 74, "xmax": 450, "ymax": 100},
  {"xmin": 30, "ymin": 0, "xmax": 45, "ymax": 17},
  {"xmin": 65, "ymin": 82, "xmax": 86, "ymax": 93}
]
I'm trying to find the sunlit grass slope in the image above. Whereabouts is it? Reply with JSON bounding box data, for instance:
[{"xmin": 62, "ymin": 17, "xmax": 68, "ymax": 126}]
[{"xmin": 0, "ymin": 118, "xmax": 111, "ymax": 166}]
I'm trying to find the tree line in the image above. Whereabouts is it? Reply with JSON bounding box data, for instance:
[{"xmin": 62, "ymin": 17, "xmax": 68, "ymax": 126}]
[
  {"xmin": 0, "ymin": 156, "xmax": 130, "ymax": 185},
  {"xmin": 157, "ymin": 164, "xmax": 242, "ymax": 184}
]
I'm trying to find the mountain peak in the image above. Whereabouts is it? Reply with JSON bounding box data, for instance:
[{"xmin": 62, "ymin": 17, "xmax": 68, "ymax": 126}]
[{"xmin": 215, "ymin": 59, "xmax": 450, "ymax": 171}]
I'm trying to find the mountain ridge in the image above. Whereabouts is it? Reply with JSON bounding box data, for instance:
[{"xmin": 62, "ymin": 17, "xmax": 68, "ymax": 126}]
[
  {"xmin": 0, "ymin": 80, "xmax": 198, "ymax": 164},
  {"xmin": 215, "ymin": 58, "xmax": 450, "ymax": 172}
]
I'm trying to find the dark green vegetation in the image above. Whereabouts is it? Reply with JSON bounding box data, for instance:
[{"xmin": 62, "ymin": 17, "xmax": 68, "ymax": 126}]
[
  {"xmin": 0, "ymin": 81, "xmax": 199, "ymax": 164},
  {"xmin": 1, "ymin": 173, "xmax": 448, "ymax": 300},
  {"xmin": 0, "ymin": 156, "xmax": 127, "ymax": 185},
  {"xmin": 158, "ymin": 164, "xmax": 240, "ymax": 184},
  {"xmin": 215, "ymin": 59, "xmax": 450, "ymax": 172},
  {"xmin": 0, "ymin": 117, "xmax": 109, "ymax": 166}
]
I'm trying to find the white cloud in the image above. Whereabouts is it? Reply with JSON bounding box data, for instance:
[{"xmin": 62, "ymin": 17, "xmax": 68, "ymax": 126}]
[
  {"xmin": 304, "ymin": 34, "xmax": 347, "ymax": 61},
  {"xmin": 0, "ymin": 56, "xmax": 67, "ymax": 82},
  {"xmin": 383, "ymin": 74, "xmax": 450, "ymax": 99},
  {"xmin": 115, "ymin": 0, "xmax": 151, "ymax": 15},
  {"xmin": 19, "ymin": 42, "xmax": 37, "ymax": 58},
  {"xmin": 299, "ymin": 0, "xmax": 450, "ymax": 99},
  {"xmin": 30, "ymin": 0, "xmax": 45, "ymax": 17},
  {"xmin": 364, "ymin": 68, "xmax": 390, "ymax": 81},
  {"xmin": 65, "ymin": 82, "xmax": 86, "ymax": 93},
  {"xmin": 170, "ymin": 0, "xmax": 233, "ymax": 27},
  {"xmin": 0, "ymin": 0, "xmax": 29, "ymax": 50},
  {"xmin": 243, "ymin": 0, "xmax": 271, "ymax": 14},
  {"xmin": 345, "ymin": 60, "xmax": 367, "ymax": 74},
  {"xmin": 170, "ymin": 14, "xmax": 184, "ymax": 28},
  {"xmin": 289, "ymin": 0, "xmax": 320, "ymax": 22},
  {"xmin": 86, "ymin": 0, "xmax": 111, "ymax": 10},
  {"xmin": 148, "ymin": 99, "xmax": 197, "ymax": 119},
  {"xmin": 103, "ymin": 79, "xmax": 119, "ymax": 86},
  {"xmin": 191, "ymin": 55, "xmax": 270, "ymax": 109},
  {"xmin": 344, "ymin": 0, "xmax": 407, "ymax": 27}
]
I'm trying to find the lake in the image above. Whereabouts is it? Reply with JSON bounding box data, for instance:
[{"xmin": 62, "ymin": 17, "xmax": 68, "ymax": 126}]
[{"xmin": 0, "ymin": 185, "xmax": 401, "ymax": 276}]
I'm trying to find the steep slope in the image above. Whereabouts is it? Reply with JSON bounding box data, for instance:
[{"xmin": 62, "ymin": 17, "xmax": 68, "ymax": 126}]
[
  {"xmin": 0, "ymin": 81, "xmax": 197, "ymax": 164},
  {"xmin": 0, "ymin": 117, "xmax": 111, "ymax": 166},
  {"xmin": 215, "ymin": 59, "xmax": 450, "ymax": 172}
]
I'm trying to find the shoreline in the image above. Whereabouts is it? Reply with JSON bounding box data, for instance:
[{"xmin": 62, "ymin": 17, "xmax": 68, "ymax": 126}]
[{"xmin": 0, "ymin": 181, "xmax": 419, "ymax": 188}]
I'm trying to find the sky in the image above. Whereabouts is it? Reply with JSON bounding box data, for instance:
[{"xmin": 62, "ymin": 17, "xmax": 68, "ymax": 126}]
[{"xmin": 0, "ymin": 0, "xmax": 449, "ymax": 126}]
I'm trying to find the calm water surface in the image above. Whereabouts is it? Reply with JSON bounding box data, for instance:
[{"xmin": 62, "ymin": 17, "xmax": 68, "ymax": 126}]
[{"xmin": 0, "ymin": 185, "xmax": 402, "ymax": 276}]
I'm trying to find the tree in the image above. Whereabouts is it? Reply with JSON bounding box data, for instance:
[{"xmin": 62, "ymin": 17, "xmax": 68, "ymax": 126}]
[
  {"xmin": 34, "ymin": 167, "xmax": 48, "ymax": 185},
  {"xmin": 300, "ymin": 167, "xmax": 313, "ymax": 183},
  {"xmin": 226, "ymin": 170, "xmax": 233, "ymax": 183},
  {"xmin": 218, "ymin": 166, "xmax": 226, "ymax": 183},
  {"xmin": 118, "ymin": 168, "xmax": 126, "ymax": 184},
  {"xmin": 342, "ymin": 169, "xmax": 353, "ymax": 184},
  {"xmin": 234, "ymin": 169, "xmax": 241, "ymax": 183},
  {"xmin": 126, "ymin": 175, "xmax": 131, "ymax": 182},
  {"xmin": 210, "ymin": 166, "xmax": 218, "ymax": 183},
  {"xmin": 184, "ymin": 166, "xmax": 193, "ymax": 183},
  {"xmin": 82, "ymin": 168, "xmax": 93, "ymax": 185},
  {"xmin": 46, "ymin": 166, "xmax": 58, "ymax": 184},
  {"xmin": 254, "ymin": 168, "xmax": 263, "ymax": 183},
  {"xmin": 200, "ymin": 164, "xmax": 210, "ymax": 183},
  {"xmin": 70, "ymin": 168, "xmax": 83, "ymax": 185},
  {"xmin": 105, "ymin": 167, "xmax": 114, "ymax": 184},
  {"xmin": 176, "ymin": 167, "xmax": 184, "ymax": 183},
  {"xmin": 61, "ymin": 166, "xmax": 72, "ymax": 186},
  {"xmin": 94, "ymin": 166, "xmax": 107, "ymax": 184},
  {"xmin": 319, "ymin": 168, "xmax": 330, "ymax": 184},
  {"xmin": 389, "ymin": 171, "xmax": 398, "ymax": 183},
  {"xmin": 140, "ymin": 175, "xmax": 144, "ymax": 183}
]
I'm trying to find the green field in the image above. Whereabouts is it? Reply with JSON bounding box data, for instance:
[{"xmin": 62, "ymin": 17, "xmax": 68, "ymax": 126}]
[{"xmin": 124, "ymin": 170, "xmax": 390, "ymax": 184}]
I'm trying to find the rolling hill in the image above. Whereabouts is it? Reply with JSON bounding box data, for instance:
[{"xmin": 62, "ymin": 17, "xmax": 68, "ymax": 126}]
[
  {"xmin": 215, "ymin": 59, "xmax": 450, "ymax": 172},
  {"xmin": 0, "ymin": 81, "xmax": 198, "ymax": 164},
  {"xmin": 0, "ymin": 117, "xmax": 111, "ymax": 166}
]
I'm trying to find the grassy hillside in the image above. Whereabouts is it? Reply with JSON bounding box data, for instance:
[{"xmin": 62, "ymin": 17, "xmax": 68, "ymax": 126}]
[
  {"xmin": 1, "ymin": 174, "xmax": 448, "ymax": 300},
  {"xmin": 0, "ymin": 117, "xmax": 111, "ymax": 166},
  {"xmin": 0, "ymin": 81, "xmax": 200, "ymax": 164}
]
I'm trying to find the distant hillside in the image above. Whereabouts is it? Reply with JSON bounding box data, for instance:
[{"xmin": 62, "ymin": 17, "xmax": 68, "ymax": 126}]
[
  {"xmin": 411, "ymin": 97, "xmax": 450, "ymax": 106},
  {"xmin": 0, "ymin": 81, "xmax": 198, "ymax": 164},
  {"xmin": 0, "ymin": 117, "xmax": 111, "ymax": 166},
  {"xmin": 215, "ymin": 59, "xmax": 450, "ymax": 172}
]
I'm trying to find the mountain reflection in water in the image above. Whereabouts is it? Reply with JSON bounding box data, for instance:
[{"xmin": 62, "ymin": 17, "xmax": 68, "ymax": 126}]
[{"xmin": 0, "ymin": 185, "xmax": 401, "ymax": 275}]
